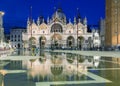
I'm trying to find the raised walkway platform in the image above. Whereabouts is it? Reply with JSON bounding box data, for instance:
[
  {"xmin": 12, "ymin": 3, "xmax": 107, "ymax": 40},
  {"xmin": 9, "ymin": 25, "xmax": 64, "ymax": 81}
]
[
  {"xmin": 52, "ymin": 50, "xmax": 120, "ymax": 57},
  {"xmin": 0, "ymin": 56, "xmax": 41, "ymax": 60},
  {"xmin": 1, "ymin": 50, "xmax": 120, "ymax": 60}
]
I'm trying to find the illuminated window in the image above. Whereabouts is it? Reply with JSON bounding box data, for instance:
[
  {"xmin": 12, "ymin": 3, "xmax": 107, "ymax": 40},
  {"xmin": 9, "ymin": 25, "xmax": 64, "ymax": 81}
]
[{"xmin": 51, "ymin": 24, "xmax": 63, "ymax": 33}]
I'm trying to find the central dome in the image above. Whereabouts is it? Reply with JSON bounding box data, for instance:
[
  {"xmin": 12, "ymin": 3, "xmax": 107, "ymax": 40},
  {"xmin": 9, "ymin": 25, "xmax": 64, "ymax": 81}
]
[{"xmin": 52, "ymin": 8, "xmax": 66, "ymax": 23}]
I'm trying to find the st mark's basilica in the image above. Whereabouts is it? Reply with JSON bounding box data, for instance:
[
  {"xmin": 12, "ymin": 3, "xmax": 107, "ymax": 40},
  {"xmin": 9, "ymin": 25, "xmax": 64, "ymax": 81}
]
[{"xmin": 22, "ymin": 8, "xmax": 100, "ymax": 49}]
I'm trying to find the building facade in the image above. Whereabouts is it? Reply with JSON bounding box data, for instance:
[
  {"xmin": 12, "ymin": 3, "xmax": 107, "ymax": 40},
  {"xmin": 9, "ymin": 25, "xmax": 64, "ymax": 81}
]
[
  {"xmin": 22, "ymin": 8, "xmax": 100, "ymax": 49},
  {"xmin": 10, "ymin": 28, "xmax": 26, "ymax": 49},
  {"xmin": 105, "ymin": 0, "xmax": 120, "ymax": 47}
]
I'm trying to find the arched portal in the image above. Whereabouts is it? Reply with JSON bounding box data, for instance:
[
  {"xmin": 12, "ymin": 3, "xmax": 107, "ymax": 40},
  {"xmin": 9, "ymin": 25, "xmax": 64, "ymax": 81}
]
[
  {"xmin": 51, "ymin": 66, "xmax": 63, "ymax": 76},
  {"xmin": 29, "ymin": 37, "xmax": 36, "ymax": 48},
  {"xmin": 78, "ymin": 36, "xmax": 84, "ymax": 49},
  {"xmin": 66, "ymin": 53, "xmax": 75, "ymax": 64},
  {"xmin": 88, "ymin": 37, "xmax": 92, "ymax": 49},
  {"xmin": 51, "ymin": 33, "xmax": 62, "ymax": 49},
  {"xmin": 51, "ymin": 23, "xmax": 63, "ymax": 33},
  {"xmin": 67, "ymin": 36, "xmax": 75, "ymax": 48},
  {"xmin": 39, "ymin": 36, "xmax": 46, "ymax": 49}
]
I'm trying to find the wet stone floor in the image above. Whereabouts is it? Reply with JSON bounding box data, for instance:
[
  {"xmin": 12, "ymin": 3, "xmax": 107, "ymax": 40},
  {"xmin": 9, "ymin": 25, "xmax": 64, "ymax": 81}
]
[{"xmin": 0, "ymin": 50, "xmax": 120, "ymax": 86}]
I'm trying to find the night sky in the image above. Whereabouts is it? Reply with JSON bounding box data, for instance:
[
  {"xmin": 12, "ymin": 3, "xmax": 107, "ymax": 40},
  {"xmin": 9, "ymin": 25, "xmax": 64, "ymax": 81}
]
[{"xmin": 0, "ymin": 0, "xmax": 105, "ymax": 33}]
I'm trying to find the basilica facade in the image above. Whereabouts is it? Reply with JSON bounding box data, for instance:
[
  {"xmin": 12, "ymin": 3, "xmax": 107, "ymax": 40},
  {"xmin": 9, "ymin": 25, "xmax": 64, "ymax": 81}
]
[{"xmin": 22, "ymin": 8, "xmax": 100, "ymax": 49}]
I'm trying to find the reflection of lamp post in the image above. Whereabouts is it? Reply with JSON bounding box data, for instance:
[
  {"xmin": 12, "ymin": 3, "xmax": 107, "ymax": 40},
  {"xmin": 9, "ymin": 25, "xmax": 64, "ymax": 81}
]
[
  {"xmin": 77, "ymin": 55, "xmax": 78, "ymax": 78},
  {"xmin": 0, "ymin": 70, "xmax": 7, "ymax": 86}
]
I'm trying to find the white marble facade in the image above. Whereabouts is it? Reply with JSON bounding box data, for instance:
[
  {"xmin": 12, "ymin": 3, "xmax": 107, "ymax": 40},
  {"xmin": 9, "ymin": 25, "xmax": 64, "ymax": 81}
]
[{"xmin": 22, "ymin": 8, "xmax": 100, "ymax": 49}]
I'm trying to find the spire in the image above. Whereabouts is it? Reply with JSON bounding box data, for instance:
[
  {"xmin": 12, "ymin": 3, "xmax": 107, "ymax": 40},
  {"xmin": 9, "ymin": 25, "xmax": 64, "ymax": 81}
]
[
  {"xmin": 29, "ymin": 6, "xmax": 33, "ymax": 25},
  {"xmin": 83, "ymin": 16, "xmax": 87, "ymax": 25},
  {"xmin": 33, "ymin": 19, "xmax": 34, "ymax": 23},
  {"xmin": 42, "ymin": 18, "xmax": 45, "ymax": 23},
  {"xmin": 57, "ymin": 0, "xmax": 62, "ymax": 10},
  {"xmin": 100, "ymin": 17, "xmax": 103, "ymax": 20},
  {"xmin": 37, "ymin": 17, "xmax": 40, "ymax": 25},
  {"xmin": 78, "ymin": 18, "xmax": 81, "ymax": 23},
  {"xmin": 56, "ymin": 11, "xmax": 58, "ymax": 18},
  {"xmin": 0, "ymin": 11, "xmax": 4, "ymax": 27},
  {"xmin": 69, "ymin": 18, "xmax": 71, "ymax": 23},
  {"xmin": 77, "ymin": 8, "xmax": 81, "ymax": 19},
  {"xmin": 27, "ymin": 17, "xmax": 30, "ymax": 28},
  {"xmin": 76, "ymin": 8, "xmax": 81, "ymax": 23},
  {"xmin": 47, "ymin": 16, "xmax": 50, "ymax": 24},
  {"xmin": 74, "ymin": 16, "xmax": 76, "ymax": 24},
  {"xmin": 27, "ymin": 17, "xmax": 30, "ymax": 25},
  {"xmin": 39, "ymin": 16, "xmax": 44, "ymax": 24}
]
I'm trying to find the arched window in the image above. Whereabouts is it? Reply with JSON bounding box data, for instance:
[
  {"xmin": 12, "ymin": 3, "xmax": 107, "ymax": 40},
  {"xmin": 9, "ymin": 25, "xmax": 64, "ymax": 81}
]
[{"xmin": 51, "ymin": 24, "xmax": 63, "ymax": 33}]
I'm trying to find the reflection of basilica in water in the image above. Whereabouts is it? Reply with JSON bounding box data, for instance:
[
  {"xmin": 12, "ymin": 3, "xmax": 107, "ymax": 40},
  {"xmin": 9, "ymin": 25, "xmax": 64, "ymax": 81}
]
[
  {"xmin": 22, "ymin": 53, "xmax": 101, "ymax": 81},
  {"xmin": 0, "ymin": 53, "xmax": 101, "ymax": 84},
  {"xmin": 22, "ymin": 8, "xmax": 100, "ymax": 49}
]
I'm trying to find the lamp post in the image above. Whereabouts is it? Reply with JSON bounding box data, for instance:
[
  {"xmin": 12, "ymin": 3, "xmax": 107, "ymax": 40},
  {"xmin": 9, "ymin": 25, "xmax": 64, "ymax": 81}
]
[
  {"xmin": 0, "ymin": 11, "xmax": 5, "ymax": 45},
  {"xmin": 76, "ymin": 8, "xmax": 79, "ymax": 50},
  {"xmin": 77, "ymin": 22, "xmax": 78, "ymax": 50},
  {"xmin": 52, "ymin": 7, "xmax": 56, "ymax": 50},
  {"xmin": 29, "ymin": 6, "xmax": 33, "ymax": 50}
]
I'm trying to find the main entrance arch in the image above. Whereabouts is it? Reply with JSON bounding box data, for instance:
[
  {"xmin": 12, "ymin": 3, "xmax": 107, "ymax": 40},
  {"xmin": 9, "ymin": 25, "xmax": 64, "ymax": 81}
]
[
  {"xmin": 51, "ymin": 23, "xmax": 63, "ymax": 33},
  {"xmin": 51, "ymin": 33, "xmax": 62, "ymax": 49},
  {"xmin": 29, "ymin": 37, "xmax": 36, "ymax": 48}
]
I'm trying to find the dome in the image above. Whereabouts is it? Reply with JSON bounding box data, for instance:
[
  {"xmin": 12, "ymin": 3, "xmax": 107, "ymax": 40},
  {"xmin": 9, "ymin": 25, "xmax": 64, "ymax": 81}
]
[{"xmin": 52, "ymin": 8, "xmax": 66, "ymax": 23}]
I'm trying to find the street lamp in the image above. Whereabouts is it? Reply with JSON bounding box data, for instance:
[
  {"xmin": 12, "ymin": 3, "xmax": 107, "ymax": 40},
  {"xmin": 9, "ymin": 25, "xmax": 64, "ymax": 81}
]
[{"xmin": 0, "ymin": 11, "xmax": 5, "ymax": 45}]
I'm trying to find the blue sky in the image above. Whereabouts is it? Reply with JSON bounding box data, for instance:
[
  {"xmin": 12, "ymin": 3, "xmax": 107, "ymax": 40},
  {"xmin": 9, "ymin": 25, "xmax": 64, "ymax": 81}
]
[{"xmin": 0, "ymin": 0, "xmax": 105, "ymax": 33}]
